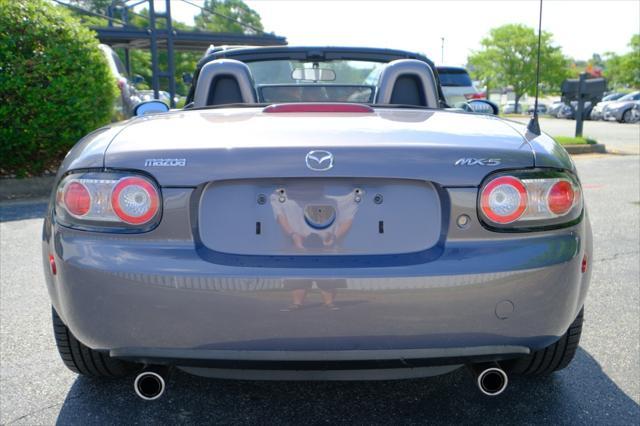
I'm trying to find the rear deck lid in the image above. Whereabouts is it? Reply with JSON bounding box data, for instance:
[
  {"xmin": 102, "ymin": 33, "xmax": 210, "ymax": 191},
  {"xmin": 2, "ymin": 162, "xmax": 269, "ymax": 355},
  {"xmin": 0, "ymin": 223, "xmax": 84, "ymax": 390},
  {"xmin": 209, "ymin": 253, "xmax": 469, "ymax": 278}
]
[{"xmin": 104, "ymin": 108, "xmax": 534, "ymax": 186}]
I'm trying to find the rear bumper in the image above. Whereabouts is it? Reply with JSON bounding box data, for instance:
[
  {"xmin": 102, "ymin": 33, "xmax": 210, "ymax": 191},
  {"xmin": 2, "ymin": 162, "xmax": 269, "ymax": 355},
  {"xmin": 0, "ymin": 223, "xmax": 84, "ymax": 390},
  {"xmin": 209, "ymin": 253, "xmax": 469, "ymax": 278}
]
[
  {"xmin": 112, "ymin": 346, "xmax": 528, "ymax": 380},
  {"xmin": 43, "ymin": 187, "xmax": 593, "ymax": 370}
]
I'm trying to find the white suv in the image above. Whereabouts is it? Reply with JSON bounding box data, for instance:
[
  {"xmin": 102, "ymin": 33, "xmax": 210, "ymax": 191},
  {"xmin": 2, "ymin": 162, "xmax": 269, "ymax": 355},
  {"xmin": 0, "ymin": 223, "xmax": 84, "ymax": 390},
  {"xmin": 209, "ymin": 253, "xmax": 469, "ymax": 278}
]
[{"xmin": 436, "ymin": 66, "xmax": 484, "ymax": 107}]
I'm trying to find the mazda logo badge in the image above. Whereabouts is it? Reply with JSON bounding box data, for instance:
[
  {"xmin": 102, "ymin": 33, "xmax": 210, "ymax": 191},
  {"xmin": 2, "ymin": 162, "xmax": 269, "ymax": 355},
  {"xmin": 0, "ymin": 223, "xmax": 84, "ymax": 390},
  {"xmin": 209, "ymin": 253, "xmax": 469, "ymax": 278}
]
[{"xmin": 305, "ymin": 150, "xmax": 334, "ymax": 171}]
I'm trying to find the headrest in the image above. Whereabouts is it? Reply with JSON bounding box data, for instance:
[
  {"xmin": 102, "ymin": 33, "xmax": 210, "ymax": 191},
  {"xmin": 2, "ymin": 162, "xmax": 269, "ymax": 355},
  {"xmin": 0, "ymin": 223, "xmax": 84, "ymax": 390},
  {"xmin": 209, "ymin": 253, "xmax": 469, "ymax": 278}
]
[
  {"xmin": 193, "ymin": 59, "xmax": 257, "ymax": 107},
  {"xmin": 375, "ymin": 59, "xmax": 438, "ymax": 107}
]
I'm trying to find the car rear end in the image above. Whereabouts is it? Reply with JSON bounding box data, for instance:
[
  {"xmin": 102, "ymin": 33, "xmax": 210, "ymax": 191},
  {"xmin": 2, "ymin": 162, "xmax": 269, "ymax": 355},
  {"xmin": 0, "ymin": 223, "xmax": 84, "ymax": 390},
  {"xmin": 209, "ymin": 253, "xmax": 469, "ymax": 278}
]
[
  {"xmin": 436, "ymin": 66, "xmax": 484, "ymax": 106},
  {"xmin": 42, "ymin": 107, "xmax": 592, "ymax": 379}
]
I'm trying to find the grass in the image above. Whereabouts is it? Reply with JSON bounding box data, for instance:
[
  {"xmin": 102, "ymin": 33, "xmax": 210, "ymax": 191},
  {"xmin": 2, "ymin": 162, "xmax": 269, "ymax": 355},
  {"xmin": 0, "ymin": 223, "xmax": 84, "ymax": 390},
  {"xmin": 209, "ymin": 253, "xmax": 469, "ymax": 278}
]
[{"xmin": 554, "ymin": 136, "xmax": 598, "ymax": 146}]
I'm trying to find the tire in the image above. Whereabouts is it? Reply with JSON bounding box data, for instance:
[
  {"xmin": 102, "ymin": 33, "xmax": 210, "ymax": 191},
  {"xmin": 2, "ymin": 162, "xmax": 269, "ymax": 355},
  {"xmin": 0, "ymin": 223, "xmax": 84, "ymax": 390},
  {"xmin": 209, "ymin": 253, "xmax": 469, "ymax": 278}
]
[
  {"xmin": 621, "ymin": 109, "xmax": 633, "ymax": 123},
  {"xmin": 52, "ymin": 307, "xmax": 139, "ymax": 378},
  {"xmin": 504, "ymin": 308, "xmax": 583, "ymax": 376}
]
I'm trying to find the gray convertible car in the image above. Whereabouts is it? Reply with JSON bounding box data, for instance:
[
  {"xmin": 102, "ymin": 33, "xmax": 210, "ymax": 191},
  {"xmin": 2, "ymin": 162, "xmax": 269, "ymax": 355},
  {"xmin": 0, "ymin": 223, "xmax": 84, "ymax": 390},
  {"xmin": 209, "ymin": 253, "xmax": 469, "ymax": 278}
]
[{"xmin": 43, "ymin": 46, "xmax": 591, "ymax": 399}]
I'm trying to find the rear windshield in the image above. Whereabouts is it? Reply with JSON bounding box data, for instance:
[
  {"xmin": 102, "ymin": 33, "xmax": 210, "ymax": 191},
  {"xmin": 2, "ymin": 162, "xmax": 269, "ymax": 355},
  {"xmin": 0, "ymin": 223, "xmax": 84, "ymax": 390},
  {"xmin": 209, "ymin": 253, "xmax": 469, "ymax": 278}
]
[
  {"xmin": 247, "ymin": 59, "xmax": 383, "ymax": 103},
  {"xmin": 437, "ymin": 69, "xmax": 472, "ymax": 87}
]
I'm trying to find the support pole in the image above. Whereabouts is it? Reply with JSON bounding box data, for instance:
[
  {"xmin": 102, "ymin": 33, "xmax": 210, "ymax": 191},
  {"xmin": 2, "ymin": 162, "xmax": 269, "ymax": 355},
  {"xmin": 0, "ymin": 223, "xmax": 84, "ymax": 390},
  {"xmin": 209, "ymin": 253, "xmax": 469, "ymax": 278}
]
[
  {"xmin": 148, "ymin": 0, "xmax": 160, "ymax": 100},
  {"xmin": 124, "ymin": 48, "xmax": 131, "ymax": 76},
  {"xmin": 165, "ymin": 0, "xmax": 176, "ymax": 107},
  {"xmin": 575, "ymin": 73, "xmax": 586, "ymax": 138}
]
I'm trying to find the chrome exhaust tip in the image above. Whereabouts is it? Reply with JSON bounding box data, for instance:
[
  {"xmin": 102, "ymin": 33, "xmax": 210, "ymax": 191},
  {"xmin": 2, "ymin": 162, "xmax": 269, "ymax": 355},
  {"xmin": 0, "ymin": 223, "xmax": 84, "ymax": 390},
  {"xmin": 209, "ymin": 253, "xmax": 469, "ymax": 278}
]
[
  {"xmin": 134, "ymin": 369, "xmax": 166, "ymax": 401},
  {"xmin": 468, "ymin": 363, "xmax": 508, "ymax": 396}
]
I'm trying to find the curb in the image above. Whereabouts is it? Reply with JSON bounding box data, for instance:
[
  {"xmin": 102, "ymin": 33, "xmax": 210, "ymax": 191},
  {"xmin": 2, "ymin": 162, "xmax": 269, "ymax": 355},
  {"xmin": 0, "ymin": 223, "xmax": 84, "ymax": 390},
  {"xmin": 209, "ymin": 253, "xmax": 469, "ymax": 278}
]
[
  {"xmin": 564, "ymin": 144, "xmax": 607, "ymax": 155},
  {"xmin": 0, "ymin": 176, "xmax": 55, "ymax": 201}
]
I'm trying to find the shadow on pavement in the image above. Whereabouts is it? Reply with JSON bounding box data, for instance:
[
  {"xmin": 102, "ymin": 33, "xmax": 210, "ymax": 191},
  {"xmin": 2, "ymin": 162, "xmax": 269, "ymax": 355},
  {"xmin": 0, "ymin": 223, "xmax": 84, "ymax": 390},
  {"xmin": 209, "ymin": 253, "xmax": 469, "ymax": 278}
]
[
  {"xmin": 56, "ymin": 348, "xmax": 639, "ymax": 424},
  {"xmin": 0, "ymin": 199, "xmax": 48, "ymax": 222}
]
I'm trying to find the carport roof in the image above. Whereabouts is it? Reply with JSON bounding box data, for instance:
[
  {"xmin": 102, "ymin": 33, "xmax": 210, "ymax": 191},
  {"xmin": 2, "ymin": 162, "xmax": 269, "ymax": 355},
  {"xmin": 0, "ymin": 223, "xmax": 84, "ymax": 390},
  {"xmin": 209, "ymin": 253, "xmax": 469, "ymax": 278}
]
[{"xmin": 93, "ymin": 26, "xmax": 287, "ymax": 51}]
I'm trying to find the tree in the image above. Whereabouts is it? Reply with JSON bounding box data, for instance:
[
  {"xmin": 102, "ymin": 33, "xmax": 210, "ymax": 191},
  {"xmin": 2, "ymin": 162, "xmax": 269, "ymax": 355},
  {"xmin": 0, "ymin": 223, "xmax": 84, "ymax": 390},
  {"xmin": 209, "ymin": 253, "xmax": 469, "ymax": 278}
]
[
  {"xmin": 194, "ymin": 0, "xmax": 264, "ymax": 34},
  {"xmin": 603, "ymin": 34, "xmax": 640, "ymax": 89},
  {"xmin": 468, "ymin": 24, "xmax": 570, "ymax": 110},
  {"xmin": 57, "ymin": 0, "xmax": 266, "ymax": 97},
  {"xmin": 0, "ymin": 0, "xmax": 116, "ymax": 176}
]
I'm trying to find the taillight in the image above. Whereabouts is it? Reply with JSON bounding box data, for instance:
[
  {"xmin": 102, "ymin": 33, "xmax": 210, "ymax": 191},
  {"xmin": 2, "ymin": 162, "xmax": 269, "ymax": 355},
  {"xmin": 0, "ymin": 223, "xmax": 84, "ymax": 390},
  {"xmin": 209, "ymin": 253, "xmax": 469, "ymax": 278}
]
[
  {"xmin": 480, "ymin": 176, "xmax": 527, "ymax": 224},
  {"xmin": 465, "ymin": 92, "xmax": 486, "ymax": 100},
  {"xmin": 479, "ymin": 170, "xmax": 583, "ymax": 230},
  {"xmin": 547, "ymin": 181, "xmax": 575, "ymax": 215},
  {"xmin": 111, "ymin": 177, "xmax": 159, "ymax": 225},
  {"xmin": 55, "ymin": 172, "xmax": 161, "ymax": 232},
  {"xmin": 63, "ymin": 181, "xmax": 91, "ymax": 217}
]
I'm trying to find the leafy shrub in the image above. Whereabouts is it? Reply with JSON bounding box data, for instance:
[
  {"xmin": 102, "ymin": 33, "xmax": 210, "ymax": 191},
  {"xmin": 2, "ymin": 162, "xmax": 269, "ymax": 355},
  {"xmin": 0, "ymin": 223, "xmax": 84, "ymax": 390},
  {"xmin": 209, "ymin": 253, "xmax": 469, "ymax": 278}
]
[{"xmin": 0, "ymin": 0, "xmax": 116, "ymax": 177}]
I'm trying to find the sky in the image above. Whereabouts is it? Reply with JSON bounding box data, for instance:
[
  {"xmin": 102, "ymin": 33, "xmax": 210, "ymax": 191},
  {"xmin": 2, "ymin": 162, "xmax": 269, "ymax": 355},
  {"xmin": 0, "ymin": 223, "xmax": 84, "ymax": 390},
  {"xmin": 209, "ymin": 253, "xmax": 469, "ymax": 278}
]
[{"xmin": 161, "ymin": 0, "xmax": 640, "ymax": 66}]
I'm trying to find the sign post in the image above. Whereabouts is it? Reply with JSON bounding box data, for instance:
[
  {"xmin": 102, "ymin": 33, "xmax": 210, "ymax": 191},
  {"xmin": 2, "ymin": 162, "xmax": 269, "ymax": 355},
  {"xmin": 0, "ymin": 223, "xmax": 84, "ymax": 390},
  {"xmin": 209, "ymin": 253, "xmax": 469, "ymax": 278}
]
[
  {"xmin": 575, "ymin": 73, "xmax": 586, "ymax": 137},
  {"xmin": 561, "ymin": 75, "xmax": 606, "ymax": 138}
]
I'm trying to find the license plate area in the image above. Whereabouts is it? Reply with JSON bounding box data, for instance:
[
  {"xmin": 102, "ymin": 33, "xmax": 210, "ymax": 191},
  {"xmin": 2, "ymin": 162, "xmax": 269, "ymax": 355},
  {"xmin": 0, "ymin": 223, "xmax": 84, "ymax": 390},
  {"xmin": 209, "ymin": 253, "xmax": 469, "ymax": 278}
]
[{"xmin": 198, "ymin": 178, "xmax": 442, "ymax": 256}]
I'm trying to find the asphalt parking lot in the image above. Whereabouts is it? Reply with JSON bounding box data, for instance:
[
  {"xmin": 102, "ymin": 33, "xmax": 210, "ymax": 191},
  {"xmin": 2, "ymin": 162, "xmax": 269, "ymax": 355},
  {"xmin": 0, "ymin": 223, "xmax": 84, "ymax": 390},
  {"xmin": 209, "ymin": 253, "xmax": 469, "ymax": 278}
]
[{"xmin": 1, "ymin": 153, "xmax": 639, "ymax": 425}]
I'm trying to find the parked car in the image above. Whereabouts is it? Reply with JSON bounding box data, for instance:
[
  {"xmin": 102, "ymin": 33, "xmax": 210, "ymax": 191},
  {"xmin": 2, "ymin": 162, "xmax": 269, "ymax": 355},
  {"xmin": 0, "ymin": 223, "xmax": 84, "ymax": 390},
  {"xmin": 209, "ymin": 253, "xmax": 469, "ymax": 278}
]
[
  {"xmin": 44, "ymin": 46, "xmax": 591, "ymax": 400},
  {"xmin": 631, "ymin": 101, "xmax": 640, "ymax": 123},
  {"xmin": 138, "ymin": 90, "xmax": 182, "ymax": 107},
  {"xmin": 556, "ymin": 101, "xmax": 593, "ymax": 120},
  {"xmin": 527, "ymin": 103, "xmax": 547, "ymax": 114},
  {"xmin": 602, "ymin": 91, "xmax": 640, "ymax": 122},
  {"xmin": 590, "ymin": 92, "xmax": 625, "ymax": 120},
  {"xmin": 546, "ymin": 101, "xmax": 566, "ymax": 117},
  {"xmin": 436, "ymin": 66, "xmax": 484, "ymax": 106},
  {"xmin": 98, "ymin": 44, "xmax": 141, "ymax": 118},
  {"xmin": 502, "ymin": 101, "xmax": 523, "ymax": 114}
]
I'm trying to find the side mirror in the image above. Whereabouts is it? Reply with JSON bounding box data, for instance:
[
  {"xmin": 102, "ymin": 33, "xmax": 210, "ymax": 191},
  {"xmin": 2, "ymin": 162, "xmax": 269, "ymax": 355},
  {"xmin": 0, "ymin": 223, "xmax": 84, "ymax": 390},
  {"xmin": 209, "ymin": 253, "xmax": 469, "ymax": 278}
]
[
  {"xmin": 182, "ymin": 72, "xmax": 193, "ymax": 84},
  {"xmin": 132, "ymin": 75, "xmax": 145, "ymax": 85},
  {"xmin": 133, "ymin": 100, "xmax": 170, "ymax": 116},
  {"xmin": 463, "ymin": 99, "xmax": 499, "ymax": 115}
]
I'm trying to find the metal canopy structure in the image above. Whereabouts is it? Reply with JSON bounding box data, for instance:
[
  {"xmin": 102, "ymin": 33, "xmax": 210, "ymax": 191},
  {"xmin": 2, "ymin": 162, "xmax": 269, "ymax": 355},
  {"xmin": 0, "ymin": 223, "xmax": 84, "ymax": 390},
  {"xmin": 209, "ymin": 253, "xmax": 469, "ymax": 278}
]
[
  {"xmin": 55, "ymin": 0, "xmax": 286, "ymax": 107},
  {"xmin": 93, "ymin": 27, "xmax": 287, "ymax": 51}
]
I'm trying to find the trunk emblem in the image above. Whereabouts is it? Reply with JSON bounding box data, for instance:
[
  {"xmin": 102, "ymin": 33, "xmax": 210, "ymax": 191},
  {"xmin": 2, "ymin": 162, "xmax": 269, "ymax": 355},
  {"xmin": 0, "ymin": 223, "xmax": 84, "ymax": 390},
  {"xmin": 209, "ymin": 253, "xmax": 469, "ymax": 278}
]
[
  {"xmin": 305, "ymin": 150, "xmax": 334, "ymax": 171},
  {"xmin": 454, "ymin": 158, "xmax": 501, "ymax": 166},
  {"xmin": 144, "ymin": 158, "xmax": 186, "ymax": 167}
]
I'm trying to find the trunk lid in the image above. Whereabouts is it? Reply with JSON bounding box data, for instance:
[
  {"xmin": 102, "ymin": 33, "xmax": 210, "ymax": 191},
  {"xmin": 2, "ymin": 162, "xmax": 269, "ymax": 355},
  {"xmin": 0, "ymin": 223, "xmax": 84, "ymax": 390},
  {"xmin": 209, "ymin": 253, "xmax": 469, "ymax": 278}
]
[{"xmin": 104, "ymin": 108, "xmax": 533, "ymax": 187}]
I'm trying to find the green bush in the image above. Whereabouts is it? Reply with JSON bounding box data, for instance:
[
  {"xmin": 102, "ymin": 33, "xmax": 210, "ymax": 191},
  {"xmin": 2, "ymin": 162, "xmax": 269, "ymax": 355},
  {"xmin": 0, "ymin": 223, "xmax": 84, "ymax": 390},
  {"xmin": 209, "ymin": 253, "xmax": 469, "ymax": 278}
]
[{"xmin": 0, "ymin": 0, "xmax": 116, "ymax": 177}]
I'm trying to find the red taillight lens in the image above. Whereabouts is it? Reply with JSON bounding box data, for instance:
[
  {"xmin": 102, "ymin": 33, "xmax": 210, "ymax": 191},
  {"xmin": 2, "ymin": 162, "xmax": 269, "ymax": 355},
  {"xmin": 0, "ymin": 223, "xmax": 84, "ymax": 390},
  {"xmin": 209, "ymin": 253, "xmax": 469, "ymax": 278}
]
[
  {"xmin": 480, "ymin": 176, "xmax": 528, "ymax": 224},
  {"xmin": 111, "ymin": 177, "xmax": 160, "ymax": 225},
  {"xmin": 478, "ymin": 171, "xmax": 582, "ymax": 229},
  {"xmin": 547, "ymin": 181, "xmax": 575, "ymax": 215},
  {"xmin": 63, "ymin": 182, "xmax": 91, "ymax": 217},
  {"xmin": 56, "ymin": 172, "xmax": 162, "ymax": 231},
  {"xmin": 263, "ymin": 103, "xmax": 374, "ymax": 113},
  {"xmin": 465, "ymin": 92, "xmax": 486, "ymax": 100}
]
